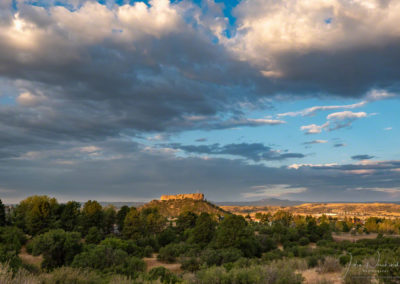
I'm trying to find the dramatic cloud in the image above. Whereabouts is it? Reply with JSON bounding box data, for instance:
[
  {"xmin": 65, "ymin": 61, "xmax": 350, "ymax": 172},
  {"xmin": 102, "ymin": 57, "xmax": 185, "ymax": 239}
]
[
  {"xmin": 229, "ymin": 0, "xmax": 400, "ymax": 96},
  {"xmin": 165, "ymin": 143, "xmax": 305, "ymax": 162},
  {"xmin": 1, "ymin": 142, "xmax": 399, "ymax": 203},
  {"xmin": 0, "ymin": 0, "xmax": 399, "ymax": 202}
]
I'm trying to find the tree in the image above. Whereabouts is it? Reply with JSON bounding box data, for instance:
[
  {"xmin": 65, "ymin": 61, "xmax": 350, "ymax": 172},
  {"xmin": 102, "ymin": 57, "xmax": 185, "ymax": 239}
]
[
  {"xmin": 123, "ymin": 207, "xmax": 166, "ymax": 239},
  {"xmin": 14, "ymin": 195, "xmax": 59, "ymax": 235},
  {"xmin": 71, "ymin": 244, "xmax": 145, "ymax": 278},
  {"xmin": 189, "ymin": 213, "xmax": 215, "ymax": 247},
  {"xmin": 142, "ymin": 208, "xmax": 166, "ymax": 236},
  {"xmin": 176, "ymin": 211, "xmax": 197, "ymax": 233},
  {"xmin": 30, "ymin": 229, "xmax": 82, "ymax": 270},
  {"xmin": 0, "ymin": 199, "xmax": 5, "ymax": 226},
  {"xmin": 59, "ymin": 201, "xmax": 81, "ymax": 232},
  {"xmin": 0, "ymin": 226, "xmax": 26, "ymax": 253},
  {"xmin": 81, "ymin": 200, "xmax": 103, "ymax": 235},
  {"xmin": 123, "ymin": 207, "xmax": 142, "ymax": 239},
  {"xmin": 215, "ymin": 215, "xmax": 250, "ymax": 249},
  {"xmin": 85, "ymin": 226, "xmax": 104, "ymax": 244},
  {"xmin": 103, "ymin": 205, "xmax": 116, "ymax": 235},
  {"xmin": 72, "ymin": 245, "xmax": 128, "ymax": 271},
  {"xmin": 116, "ymin": 205, "xmax": 130, "ymax": 231}
]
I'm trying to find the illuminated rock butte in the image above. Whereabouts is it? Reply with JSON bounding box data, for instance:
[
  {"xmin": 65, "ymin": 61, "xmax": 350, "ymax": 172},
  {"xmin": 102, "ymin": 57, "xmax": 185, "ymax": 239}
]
[{"xmin": 160, "ymin": 193, "xmax": 204, "ymax": 201}]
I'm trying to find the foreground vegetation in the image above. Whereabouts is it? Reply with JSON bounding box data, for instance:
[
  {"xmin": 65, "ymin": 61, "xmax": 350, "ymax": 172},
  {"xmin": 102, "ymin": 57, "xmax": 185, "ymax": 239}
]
[{"xmin": 0, "ymin": 196, "xmax": 400, "ymax": 283}]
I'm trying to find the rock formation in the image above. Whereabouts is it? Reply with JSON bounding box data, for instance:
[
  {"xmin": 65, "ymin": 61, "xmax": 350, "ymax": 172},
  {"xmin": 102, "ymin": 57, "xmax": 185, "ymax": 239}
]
[{"xmin": 160, "ymin": 193, "xmax": 204, "ymax": 201}]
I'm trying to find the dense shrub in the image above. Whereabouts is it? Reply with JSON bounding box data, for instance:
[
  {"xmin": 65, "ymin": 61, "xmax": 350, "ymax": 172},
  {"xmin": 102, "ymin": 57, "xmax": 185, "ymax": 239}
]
[
  {"xmin": 30, "ymin": 229, "xmax": 82, "ymax": 270},
  {"xmin": 339, "ymin": 254, "xmax": 351, "ymax": 266},
  {"xmin": 72, "ymin": 245, "xmax": 128, "ymax": 271},
  {"xmin": 158, "ymin": 242, "xmax": 196, "ymax": 263},
  {"xmin": 85, "ymin": 226, "xmax": 104, "ymax": 244},
  {"xmin": 148, "ymin": 266, "xmax": 180, "ymax": 284},
  {"xmin": 0, "ymin": 226, "xmax": 26, "ymax": 252},
  {"xmin": 100, "ymin": 237, "xmax": 143, "ymax": 257},
  {"xmin": 181, "ymin": 257, "xmax": 200, "ymax": 272}
]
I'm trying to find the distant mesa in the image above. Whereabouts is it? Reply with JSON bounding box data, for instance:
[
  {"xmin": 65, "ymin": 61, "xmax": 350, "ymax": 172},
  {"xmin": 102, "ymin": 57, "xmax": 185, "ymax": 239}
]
[
  {"xmin": 160, "ymin": 193, "xmax": 204, "ymax": 201},
  {"xmin": 141, "ymin": 193, "xmax": 225, "ymax": 217}
]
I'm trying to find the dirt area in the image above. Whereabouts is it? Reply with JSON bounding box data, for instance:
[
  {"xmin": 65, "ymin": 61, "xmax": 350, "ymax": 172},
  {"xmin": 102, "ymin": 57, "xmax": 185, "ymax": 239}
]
[
  {"xmin": 19, "ymin": 246, "xmax": 43, "ymax": 268},
  {"xmin": 143, "ymin": 254, "xmax": 182, "ymax": 274},
  {"xmin": 301, "ymin": 268, "xmax": 343, "ymax": 284}
]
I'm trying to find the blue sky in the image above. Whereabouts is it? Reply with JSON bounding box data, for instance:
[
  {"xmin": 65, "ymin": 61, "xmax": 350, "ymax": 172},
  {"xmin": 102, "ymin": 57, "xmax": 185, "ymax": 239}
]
[{"xmin": 0, "ymin": 0, "xmax": 400, "ymax": 203}]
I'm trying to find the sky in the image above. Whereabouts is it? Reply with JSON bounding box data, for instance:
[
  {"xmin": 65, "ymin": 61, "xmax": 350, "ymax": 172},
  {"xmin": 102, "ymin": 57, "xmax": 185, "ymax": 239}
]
[{"xmin": 0, "ymin": 0, "xmax": 400, "ymax": 203}]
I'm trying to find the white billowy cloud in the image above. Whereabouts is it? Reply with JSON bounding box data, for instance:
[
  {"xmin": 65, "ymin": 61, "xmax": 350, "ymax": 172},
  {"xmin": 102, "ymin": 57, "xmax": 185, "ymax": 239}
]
[
  {"xmin": 301, "ymin": 111, "xmax": 367, "ymax": 134},
  {"xmin": 228, "ymin": 0, "xmax": 400, "ymax": 86}
]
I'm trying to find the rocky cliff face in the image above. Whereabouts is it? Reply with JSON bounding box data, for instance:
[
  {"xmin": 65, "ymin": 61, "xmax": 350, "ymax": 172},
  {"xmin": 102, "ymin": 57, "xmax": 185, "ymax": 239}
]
[{"xmin": 160, "ymin": 193, "xmax": 204, "ymax": 201}]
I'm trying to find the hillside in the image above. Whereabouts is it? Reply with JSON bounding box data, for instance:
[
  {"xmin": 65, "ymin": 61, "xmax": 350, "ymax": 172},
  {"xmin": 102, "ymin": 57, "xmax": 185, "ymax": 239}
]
[{"xmin": 139, "ymin": 198, "xmax": 228, "ymax": 217}]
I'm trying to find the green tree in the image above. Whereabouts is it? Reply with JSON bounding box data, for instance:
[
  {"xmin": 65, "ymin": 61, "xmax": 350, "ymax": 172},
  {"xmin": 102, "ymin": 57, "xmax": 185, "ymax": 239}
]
[
  {"xmin": 141, "ymin": 208, "xmax": 166, "ymax": 236},
  {"xmin": 85, "ymin": 226, "xmax": 104, "ymax": 244},
  {"xmin": 14, "ymin": 195, "xmax": 59, "ymax": 235},
  {"xmin": 215, "ymin": 215, "xmax": 250, "ymax": 249},
  {"xmin": 72, "ymin": 245, "xmax": 128, "ymax": 271},
  {"xmin": 0, "ymin": 226, "xmax": 26, "ymax": 253},
  {"xmin": 59, "ymin": 201, "xmax": 81, "ymax": 232},
  {"xmin": 189, "ymin": 212, "xmax": 215, "ymax": 247},
  {"xmin": 116, "ymin": 205, "xmax": 130, "ymax": 231},
  {"xmin": 30, "ymin": 229, "xmax": 82, "ymax": 270},
  {"xmin": 0, "ymin": 199, "xmax": 5, "ymax": 226},
  {"xmin": 81, "ymin": 200, "xmax": 103, "ymax": 235},
  {"xmin": 103, "ymin": 206, "xmax": 116, "ymax": 235},
  {"xmin": 176, "ymin": 211, "xmax": 197, "ymax": 233},
  {"xmin": 123, "ymin": 207, "xmax": 142, "ymax": 239}
]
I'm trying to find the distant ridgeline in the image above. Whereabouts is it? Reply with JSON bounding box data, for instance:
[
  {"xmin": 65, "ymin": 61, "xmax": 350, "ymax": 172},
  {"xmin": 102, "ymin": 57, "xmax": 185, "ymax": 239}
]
[{"xmin": 160, "ymin": 193, "xmax": 204, "ymax": 201}]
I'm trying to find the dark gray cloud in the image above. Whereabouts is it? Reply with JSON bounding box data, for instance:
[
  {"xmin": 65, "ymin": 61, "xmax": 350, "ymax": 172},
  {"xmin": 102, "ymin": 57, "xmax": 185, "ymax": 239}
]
[
  {"xmin": 166, "ymin": 142, "xmax": 305, "ymax": 162},
  {"xmin": 1, "ymin": 142, "xmax": 399, "ymax": 203},
  {"xmin": 351, "ymin": 155, "xmax": 375, "ymax": 160}
]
